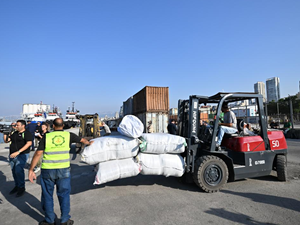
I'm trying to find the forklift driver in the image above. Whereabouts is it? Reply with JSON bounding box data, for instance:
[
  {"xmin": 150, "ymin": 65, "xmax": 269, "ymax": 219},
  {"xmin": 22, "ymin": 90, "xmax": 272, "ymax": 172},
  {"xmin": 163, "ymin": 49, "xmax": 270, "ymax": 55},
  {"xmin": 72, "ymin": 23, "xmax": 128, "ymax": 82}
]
[{"xmin": 216, "ymin": 103, "xmax": 237, "ymax": 149}]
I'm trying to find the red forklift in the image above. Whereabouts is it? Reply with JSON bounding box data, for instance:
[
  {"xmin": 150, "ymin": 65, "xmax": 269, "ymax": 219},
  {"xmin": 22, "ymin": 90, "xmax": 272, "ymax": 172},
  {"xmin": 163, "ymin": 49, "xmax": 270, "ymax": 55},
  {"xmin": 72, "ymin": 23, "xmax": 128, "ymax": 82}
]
[{"xmin": 178, "ymin": 92, "xmax": 287, "ymax": 193}]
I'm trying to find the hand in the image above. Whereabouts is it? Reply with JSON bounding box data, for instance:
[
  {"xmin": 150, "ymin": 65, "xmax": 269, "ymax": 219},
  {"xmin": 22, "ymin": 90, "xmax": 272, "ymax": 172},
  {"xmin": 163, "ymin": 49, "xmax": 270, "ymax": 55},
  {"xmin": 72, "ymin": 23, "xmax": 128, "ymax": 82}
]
[
  {"xmin": 10, "ymin": 152, "xmax": 19, "ymax": 158},
  {"xmin": 28, "ymin": 170, "xmax": 37, "ymax": 183},
  {"xmin": 89, "ymin": 141, "xmax": 94, "ymax": 146}
]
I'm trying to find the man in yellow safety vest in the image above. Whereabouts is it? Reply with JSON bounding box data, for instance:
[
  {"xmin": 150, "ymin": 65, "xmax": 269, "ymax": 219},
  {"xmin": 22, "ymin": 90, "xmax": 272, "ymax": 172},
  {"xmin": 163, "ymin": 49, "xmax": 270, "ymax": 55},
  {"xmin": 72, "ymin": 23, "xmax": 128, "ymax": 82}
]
[{"xmin": 29, "ymin": 118, "xmax": 93, "ymax": 225}]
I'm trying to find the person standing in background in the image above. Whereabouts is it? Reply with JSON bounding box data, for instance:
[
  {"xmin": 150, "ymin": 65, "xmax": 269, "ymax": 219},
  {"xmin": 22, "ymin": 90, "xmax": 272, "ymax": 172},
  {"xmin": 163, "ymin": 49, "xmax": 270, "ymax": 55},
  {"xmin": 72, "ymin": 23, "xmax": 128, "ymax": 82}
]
[
  {"xmin": 33, "ymin": 122, "xmax": 50, "ymax": 173},
  {"xmin": 26, "ymin": 120, "xmax": 37, "ymax": 151},
  {"xmin": 167, "ymin": 119, "xmax": 177, "ymax": 135},
  {"xmin": 4, "ymin": 120, "xmax": 32, "ymax": 197}
]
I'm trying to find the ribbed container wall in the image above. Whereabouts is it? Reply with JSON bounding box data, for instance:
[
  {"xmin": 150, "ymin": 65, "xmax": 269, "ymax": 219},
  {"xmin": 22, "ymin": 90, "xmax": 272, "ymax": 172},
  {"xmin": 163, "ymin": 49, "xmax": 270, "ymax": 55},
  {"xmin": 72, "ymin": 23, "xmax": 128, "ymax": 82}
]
[
  {"xmin": 132, "ymin": 86, "xmax": 169, "ymax": 114},
  {"xmin": 123, "ymin": 97, "xmax": 133, "ymax": 116},
  {"xmin": 135, "ymin": 112, "xmax": 168, "ymax": 133},
  {"xmin": 199, "ymin": 113, "xmax": 208, "ymax": 121}
]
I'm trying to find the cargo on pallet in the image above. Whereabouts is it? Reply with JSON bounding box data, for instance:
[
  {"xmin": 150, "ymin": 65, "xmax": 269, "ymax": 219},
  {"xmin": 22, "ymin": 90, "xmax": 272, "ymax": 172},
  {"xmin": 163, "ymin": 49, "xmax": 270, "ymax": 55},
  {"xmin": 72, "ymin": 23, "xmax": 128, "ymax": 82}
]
[
  {"xmin": 123, "ymin": 97, "xmax": 133, "ymax": 116},
  {"xmin": 132, "ymin": 86, "xmax": 169, "ymax": 114},
  {"xmin": 135, "ymin": 112, "xmax": 168, "ymax": 133}
]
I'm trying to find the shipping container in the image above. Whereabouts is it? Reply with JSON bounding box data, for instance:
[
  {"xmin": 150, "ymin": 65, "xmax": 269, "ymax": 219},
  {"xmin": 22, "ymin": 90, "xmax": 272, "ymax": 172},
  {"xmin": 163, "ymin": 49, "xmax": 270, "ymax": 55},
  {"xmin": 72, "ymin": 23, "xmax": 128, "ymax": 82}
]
[
  {"xmin": 132, "ymin": 86, "xmax": 169, "ymax": 114},
  {"xmin": 199, "ymin": 113, "xmax": 208, "ymax": 121},
  {"xmin": 123, "ymin": 97, "xmax": 133, "ymax": 116},
  {"xmin": 135, "ymin": 112, "xmax": 168, "ymax": 133},
  {"xmin": 169, "ymin": 108, "xmax": 178, "ymax": 115}
]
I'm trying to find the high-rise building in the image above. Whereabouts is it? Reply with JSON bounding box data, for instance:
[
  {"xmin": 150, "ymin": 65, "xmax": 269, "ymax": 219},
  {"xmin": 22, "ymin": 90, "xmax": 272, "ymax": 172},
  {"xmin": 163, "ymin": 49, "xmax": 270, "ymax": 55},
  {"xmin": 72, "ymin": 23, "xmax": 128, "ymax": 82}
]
[
  {"xmin": 266, "ymin": 77, "xmax": 280, "ymax": 102},
  {"xmin": 254, "ymin": 82, "xmax": 266, "ymax": 102}
]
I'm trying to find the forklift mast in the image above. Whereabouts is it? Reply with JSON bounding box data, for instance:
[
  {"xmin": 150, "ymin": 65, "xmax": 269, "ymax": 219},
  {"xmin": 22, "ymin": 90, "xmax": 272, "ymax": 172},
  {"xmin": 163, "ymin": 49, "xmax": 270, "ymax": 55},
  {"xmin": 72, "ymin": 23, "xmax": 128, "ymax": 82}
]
[{"xmin": 79, "ymin": 114, "xmax": 101, "ymax": 139}]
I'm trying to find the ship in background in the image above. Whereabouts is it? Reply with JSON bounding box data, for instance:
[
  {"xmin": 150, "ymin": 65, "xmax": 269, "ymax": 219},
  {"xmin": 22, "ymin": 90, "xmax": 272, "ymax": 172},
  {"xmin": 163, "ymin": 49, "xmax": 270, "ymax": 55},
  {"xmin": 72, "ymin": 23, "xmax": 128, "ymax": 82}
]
[
  {"xmin": 46, "ymin": 105, "xmax": 62, "ymax": 121},
  {"xmin": 63, "ymin": 102, "xmax": 80, "ymax": 129},
  {"xmin": 22, "ymin": 102, "xmax": 62, "ymax": 124}
]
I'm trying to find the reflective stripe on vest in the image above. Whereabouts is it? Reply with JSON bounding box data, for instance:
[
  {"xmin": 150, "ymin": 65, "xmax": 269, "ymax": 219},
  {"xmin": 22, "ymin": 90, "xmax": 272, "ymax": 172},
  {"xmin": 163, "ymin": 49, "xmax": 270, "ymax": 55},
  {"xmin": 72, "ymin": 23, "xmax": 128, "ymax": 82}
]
[{"xmin": 42, "ymin": 131, "xmax": 71, "ymax": 169}]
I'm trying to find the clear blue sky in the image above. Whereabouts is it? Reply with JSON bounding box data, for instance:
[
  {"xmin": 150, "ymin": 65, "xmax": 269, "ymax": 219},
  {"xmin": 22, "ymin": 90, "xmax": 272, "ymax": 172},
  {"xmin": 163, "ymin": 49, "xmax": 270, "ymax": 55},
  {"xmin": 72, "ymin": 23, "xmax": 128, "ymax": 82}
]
[{"xmin": 0, "ymin": 0, "xmax": 299, "ymax": 117}]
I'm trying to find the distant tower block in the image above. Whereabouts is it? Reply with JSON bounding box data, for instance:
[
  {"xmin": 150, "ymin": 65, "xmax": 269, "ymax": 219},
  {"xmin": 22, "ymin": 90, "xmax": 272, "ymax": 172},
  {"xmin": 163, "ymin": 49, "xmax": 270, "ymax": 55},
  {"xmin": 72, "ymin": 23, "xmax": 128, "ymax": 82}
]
[
  {"xmin": 266, "ymin": 77, "xmax": 280, "ymax": 102},
  {"xmin": 254, "ymin": 82, "xmax": 266, "ymax": 102}
]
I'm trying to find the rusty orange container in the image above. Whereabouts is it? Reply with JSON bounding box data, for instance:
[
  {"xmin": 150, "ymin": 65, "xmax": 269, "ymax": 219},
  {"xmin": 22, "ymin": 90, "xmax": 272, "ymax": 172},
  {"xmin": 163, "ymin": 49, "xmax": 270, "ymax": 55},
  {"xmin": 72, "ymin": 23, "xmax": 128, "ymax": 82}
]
[{"xmin": 132, "ymin": 86, "xmax": 169, "ymax": 114}]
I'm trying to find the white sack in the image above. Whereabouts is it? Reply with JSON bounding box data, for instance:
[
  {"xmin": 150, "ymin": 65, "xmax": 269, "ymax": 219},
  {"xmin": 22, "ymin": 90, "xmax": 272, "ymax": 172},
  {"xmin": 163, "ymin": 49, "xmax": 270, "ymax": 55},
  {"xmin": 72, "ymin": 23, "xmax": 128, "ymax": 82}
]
[
  {"xmin": 140, "ymin": 133, "xmax": 186, "ymax": 154},
  {"xmin": 94, "ymin": 158, "xmax": 142, "ymax": 185},
  {"xmin": 117, "ymin": 115, "xmax": 144, "ymax": 138},
  {"xmin": 137, "ymin": 153, "xmax": 185, "ymax": 177},
  {"xmin": 81, "ymin": 135, "xmax": 139, "ymax": 165}
]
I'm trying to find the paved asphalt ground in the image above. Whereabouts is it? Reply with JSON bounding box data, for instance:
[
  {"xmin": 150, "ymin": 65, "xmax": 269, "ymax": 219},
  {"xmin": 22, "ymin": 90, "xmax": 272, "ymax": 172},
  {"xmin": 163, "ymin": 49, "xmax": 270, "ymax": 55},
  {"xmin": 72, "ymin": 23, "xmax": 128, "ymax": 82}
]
[{"xmin": 0, "ymin": 128, "xmax": 299, "ymax": 225}]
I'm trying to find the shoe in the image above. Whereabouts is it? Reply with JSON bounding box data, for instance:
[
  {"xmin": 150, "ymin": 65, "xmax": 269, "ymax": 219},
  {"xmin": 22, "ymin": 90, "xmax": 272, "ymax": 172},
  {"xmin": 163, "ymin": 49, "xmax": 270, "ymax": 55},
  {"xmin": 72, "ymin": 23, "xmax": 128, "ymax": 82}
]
[
  {"xmin": 215, "ymin": 143, "xmax": 221, "ymax": 151},
  {"xmin": 39, "ymin": 220, "xmax": 55, "ymax": 225},
  {"xmin": 16, "ymin": 187, "xmax": 25, "ymax": 197},
  {"xmin": 34, "ymin": 167, "xmax": 41, "ymax": 173},
  {"xmin": 61, "ymin": 219, "xmax": 74, "ymax": 225},
  {"xmin": 9, "ymin": 186, "xmax": 18, "ymax": 195}
]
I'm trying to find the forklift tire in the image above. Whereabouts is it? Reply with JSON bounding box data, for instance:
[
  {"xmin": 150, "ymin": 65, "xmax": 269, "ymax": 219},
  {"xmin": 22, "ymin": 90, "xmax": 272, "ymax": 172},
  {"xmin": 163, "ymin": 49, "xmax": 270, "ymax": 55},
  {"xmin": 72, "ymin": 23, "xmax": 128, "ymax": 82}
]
[
  {"xmin": 276, "ymin": 155, "xmax": 287, "ymax": 181},
  {"xmin": 193, "ymin": 155, "xmax": 228, "ymax": 193}
]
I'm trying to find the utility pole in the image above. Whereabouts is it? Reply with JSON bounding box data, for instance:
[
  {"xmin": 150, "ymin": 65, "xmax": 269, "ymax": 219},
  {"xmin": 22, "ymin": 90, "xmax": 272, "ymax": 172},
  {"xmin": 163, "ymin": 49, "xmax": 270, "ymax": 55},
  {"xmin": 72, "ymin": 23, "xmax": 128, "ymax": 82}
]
[
  {"xmin": 289, "ymin": 95, "xmax": 294, "ymax": 129},
  {"xmin": 277, "ymin": 102, "xmax": 280, "ymax": 123}
]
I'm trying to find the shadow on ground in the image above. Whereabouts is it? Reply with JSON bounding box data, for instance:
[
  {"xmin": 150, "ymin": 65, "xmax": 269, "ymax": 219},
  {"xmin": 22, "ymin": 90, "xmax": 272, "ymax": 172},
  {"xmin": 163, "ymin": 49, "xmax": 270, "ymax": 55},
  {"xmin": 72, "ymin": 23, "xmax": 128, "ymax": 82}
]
[
  {"xmin": 0, "ymin": 155, "xmax": 8, "ymax": 163},
  {"xmin": 222, "ymin": 189, "xmax": 300, "ymax": 213},
  {"xmin": 0, "ymin": 170, "xmax": 44, "ymax": 223},
  {"xmin": 205, "ymin": 208, "xmax": 278, "ymax": 225}
]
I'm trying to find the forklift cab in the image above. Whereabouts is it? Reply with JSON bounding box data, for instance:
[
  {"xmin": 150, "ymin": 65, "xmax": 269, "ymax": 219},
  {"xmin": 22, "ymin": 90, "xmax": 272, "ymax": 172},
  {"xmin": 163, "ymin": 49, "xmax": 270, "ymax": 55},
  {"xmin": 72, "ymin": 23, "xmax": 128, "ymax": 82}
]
[{"xmin": 178, "ymin": 92, "xmax": 288, "ymax": 193}]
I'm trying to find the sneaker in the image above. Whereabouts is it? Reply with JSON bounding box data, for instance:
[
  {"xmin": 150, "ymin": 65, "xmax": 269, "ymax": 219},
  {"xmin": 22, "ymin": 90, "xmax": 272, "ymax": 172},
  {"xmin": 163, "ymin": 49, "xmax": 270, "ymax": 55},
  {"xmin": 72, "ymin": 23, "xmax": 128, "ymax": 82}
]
[
  {"xmin": 39, "ymin": 220, "xmax": 55, "ymax": 225},
  {"xmin": 61, "ymin": 219, "xmax": 74, "ymax": 225},
  {"xmin": 16, "ymin": 187, "xmax": 25, "ymax": 197},
  {"xmin": 9, "ymin": 186, "xmax": 19, "ymax": 195},
  {"xmin": 34, "ymin": 167, "xmax": 41, "ymax": 173},
  {"xmin": 215, "ymin": 143, "xmax": 221, "ymax": 151}
]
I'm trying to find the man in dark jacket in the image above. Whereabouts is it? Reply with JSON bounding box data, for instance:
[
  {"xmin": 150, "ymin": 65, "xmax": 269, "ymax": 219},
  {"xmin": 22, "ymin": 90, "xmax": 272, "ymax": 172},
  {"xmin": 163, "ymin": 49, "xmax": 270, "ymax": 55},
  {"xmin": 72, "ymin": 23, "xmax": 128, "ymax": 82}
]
[
  {"xmin": 26, "ymin": 120, "xmax": 37, "ymax": 150},
  {"xmin": 167, "ymin": 119, "xmax": 177, "ymax": 135}
]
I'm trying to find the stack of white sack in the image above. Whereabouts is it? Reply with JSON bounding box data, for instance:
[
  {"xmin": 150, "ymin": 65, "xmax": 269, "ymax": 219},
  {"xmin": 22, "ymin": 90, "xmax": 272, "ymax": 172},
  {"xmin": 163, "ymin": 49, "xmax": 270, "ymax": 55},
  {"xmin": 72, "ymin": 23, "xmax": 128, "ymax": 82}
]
[
  {"xmin": 81, "ymin": 135, "xmax": 140, "ymax": 165},
  {"xmin": 117, "ymin": 115, "xmax": 144, "ymax": 138},
  {"xmin": 137, "ymin": 133, "xmax": 186, "ymax": 177},
  {"xmin": 139, "ymin": 133, "xmax": 187, "ymax": 154},
  {"xmin": 137, "ymin": 153, "xmax": 185, "ymax": 177},
  {"xmin": 94, "ymin": 158, "xmax": 142, "ymax": 185}
]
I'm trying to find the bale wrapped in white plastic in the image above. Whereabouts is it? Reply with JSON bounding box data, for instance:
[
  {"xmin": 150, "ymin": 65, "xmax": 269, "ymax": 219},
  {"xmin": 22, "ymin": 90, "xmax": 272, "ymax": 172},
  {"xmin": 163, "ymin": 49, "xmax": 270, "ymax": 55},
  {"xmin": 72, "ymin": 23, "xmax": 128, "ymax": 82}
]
[
  {"xmin": 81, "ymin": 135, "xmax": 140, "ymax": 165},
  {"xmin": 137, "ymin": 153, "xmax": 185, "ymax": 177},
  {"xmin": 94, "ymin": 158, "xmax": 142, "ymax": 185},
  {"xmin": 140, "ymin": 133, "xmax": 187, "ymax": 154},
  {"xmin": 117, "ymin": 115, "xmax": 144, "ymax": 138}
]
